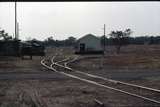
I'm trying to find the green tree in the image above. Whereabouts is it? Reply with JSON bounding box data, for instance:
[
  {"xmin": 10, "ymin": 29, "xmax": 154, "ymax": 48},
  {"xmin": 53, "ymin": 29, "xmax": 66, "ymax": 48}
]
[{"xmin": 109, "ymin": 28, "xmax": 132, "ymax": 54}]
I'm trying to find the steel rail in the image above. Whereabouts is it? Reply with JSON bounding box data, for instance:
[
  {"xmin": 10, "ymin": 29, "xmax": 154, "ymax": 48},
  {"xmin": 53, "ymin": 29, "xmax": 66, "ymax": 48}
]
[
  {"xmin": 41, "ymin": 57, "xmax": 160, "ymax": 104},
  {"xmin": 55, "ymin": 57, "xmax": 70, "ymax": 65},
  {"xmin": 51, "ymin": 54, "xmax": 160, "ymax": 93},
  {"xmin": 57, "ymin": 62, "xmax": 118, "ymax": 83},
  {"xmin": 64, "ymin": 56, "xmax": 160, "ymax": 93}
]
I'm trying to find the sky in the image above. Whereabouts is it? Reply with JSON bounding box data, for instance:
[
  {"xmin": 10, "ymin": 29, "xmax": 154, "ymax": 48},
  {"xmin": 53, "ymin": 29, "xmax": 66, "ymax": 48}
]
[{"xmin": 0, "ymin": 2, "xmax": 160, "ymax": 40}]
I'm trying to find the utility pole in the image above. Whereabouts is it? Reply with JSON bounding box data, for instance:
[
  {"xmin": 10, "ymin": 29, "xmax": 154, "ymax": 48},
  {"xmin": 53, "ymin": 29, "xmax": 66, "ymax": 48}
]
[
  {"xmin": 15, "ymin": 1, "xmax": 17, "ymax": 39},
  {"xmin": 103, "ymin": 24, "xmax": 106, "ymax": 53},
  {"xmin": 15, "ymin": 1, "xmax": 18, "ymax": 40},
  {"xmin": 17, "ymin": 22, "xmax": 19, "ymax": 39},
  {"xmin": 100, "ymin": 24, "xmax": 106, "ymax": 69}
]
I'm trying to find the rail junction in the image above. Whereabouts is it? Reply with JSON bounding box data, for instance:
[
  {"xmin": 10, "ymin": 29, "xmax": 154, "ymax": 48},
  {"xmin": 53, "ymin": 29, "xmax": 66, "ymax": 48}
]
[{"xmin": 41, "ymin": 52, "xmax": 160, "ymax": 106}]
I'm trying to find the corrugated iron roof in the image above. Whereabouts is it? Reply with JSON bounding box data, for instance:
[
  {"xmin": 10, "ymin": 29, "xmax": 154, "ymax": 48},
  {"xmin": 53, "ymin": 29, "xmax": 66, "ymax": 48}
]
[{"xmin": 77, "ymin": 34, "xmax": 100, "ymax": 42}]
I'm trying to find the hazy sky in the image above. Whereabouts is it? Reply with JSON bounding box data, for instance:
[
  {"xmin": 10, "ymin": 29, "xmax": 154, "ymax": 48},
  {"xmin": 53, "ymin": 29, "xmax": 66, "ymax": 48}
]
[{"xmin": 0, "ymin": 2, "xmax": 160, "ymax": 40}]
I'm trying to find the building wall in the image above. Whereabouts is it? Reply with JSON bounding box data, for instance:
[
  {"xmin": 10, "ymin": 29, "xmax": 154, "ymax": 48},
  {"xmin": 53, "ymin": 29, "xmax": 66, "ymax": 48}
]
[{"xmin": 78, "ymin": 36, "xmax": 103, "ymax": 51}]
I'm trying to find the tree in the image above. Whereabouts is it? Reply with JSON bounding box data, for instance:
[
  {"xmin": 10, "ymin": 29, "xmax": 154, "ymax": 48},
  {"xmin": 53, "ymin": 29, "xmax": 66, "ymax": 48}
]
[
  {"xmin": 44, "ymin": 36, "xmax": 77, "ymax": 47},
  {"xmin": 0, "ymin": 29, "xmax": 12, "ymax": 40},
  {"xmin": 44, "ymin": 36, "xmax": 56, "ymax": 47},
  {"xmin": 109, "ymin": 29, "xmax": 132, "ymax": 54},
  {"xmin": 65, "ymin": 36, "xmax": 76, "ymax": 46}
]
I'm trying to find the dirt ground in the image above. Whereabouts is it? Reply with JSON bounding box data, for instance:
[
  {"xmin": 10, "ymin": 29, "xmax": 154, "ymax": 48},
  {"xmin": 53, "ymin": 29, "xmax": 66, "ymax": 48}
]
[
  {"xmin": 70, "ymin": 45, "xmax": 160, "ymax": 89},
  {"xmin": 0, "ymin": 45, "xmax": 160, "ymax": 107}
]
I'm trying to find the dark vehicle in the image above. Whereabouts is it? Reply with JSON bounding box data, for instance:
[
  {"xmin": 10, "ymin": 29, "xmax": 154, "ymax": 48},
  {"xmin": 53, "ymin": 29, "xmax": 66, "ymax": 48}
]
[
  {"xmin": 0, "ymin": 40, "xmax": 21, "ymax": 56},
  {"xmin": 20, "ymin": 41, "xmax": 45, "ymax": 59}
]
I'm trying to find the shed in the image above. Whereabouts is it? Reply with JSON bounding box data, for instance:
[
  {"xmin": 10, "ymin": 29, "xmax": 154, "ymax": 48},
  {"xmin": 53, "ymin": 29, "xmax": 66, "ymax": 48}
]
[{"xmin": 75, "ymin": 34, "xmax": 104, "ymax": 54}]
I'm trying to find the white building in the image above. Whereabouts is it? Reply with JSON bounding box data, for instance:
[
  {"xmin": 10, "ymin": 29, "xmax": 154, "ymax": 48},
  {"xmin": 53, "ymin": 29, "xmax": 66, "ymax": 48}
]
[{"xmin": 75, "ymin": 34, "xmax": 104, "ymax": 54}]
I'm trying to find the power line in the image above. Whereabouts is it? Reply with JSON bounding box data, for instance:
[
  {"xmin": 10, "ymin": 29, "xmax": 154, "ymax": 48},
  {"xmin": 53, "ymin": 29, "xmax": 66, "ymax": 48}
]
[{"xmin": 103, "ymin": 24, "xmax": 106, "ymax": 52}]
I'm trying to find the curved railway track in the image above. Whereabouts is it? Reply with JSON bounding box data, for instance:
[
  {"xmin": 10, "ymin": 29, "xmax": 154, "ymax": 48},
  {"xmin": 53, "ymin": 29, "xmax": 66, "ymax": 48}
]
[{"xmin": 41, "ymin": 53, "xmax": 160, "ymax": 106}]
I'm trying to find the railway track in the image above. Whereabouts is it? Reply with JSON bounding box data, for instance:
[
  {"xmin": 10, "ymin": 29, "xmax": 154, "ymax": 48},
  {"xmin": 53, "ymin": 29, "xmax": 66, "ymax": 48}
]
[{"xmin": 41, "ymin": 53, "xmax": 160, "ymax": 106}]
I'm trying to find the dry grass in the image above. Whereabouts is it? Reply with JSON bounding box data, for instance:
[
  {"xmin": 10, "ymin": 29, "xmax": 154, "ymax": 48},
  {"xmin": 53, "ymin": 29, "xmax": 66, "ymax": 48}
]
[
  {"xmin": 104, "ymin": 54, "xmax": 160, "ymax": 69},
  {"xmin": 73, "ymin": 45, "xmax": 160, "ymax": 70},
  {"xmin": 0, "ymin": 45, "xmax": 159, "ymax": 107},
  {"xmin": 105, "ymin": 45, "xmax": 160, "ymax": 69}
]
